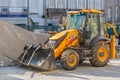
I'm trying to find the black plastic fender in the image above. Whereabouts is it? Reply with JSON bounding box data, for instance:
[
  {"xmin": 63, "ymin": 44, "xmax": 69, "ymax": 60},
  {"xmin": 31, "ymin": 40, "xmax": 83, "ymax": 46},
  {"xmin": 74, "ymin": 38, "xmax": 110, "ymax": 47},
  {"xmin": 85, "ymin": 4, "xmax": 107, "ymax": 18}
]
[{"xmin": 90, "ymin": 36, "xmax": 110, "ymax": 48}]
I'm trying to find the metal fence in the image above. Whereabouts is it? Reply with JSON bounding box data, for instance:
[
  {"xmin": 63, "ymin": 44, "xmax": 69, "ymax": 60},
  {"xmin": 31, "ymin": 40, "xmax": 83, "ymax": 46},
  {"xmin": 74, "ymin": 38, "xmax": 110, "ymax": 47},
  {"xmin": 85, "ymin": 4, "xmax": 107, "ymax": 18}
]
[
  {"xmin": 45, "ymin": 0, "xmax": 104, "ymax": 18},
  {"xmin": 45, "ymin": 0, "xmax": 104, "ymax": 10}
]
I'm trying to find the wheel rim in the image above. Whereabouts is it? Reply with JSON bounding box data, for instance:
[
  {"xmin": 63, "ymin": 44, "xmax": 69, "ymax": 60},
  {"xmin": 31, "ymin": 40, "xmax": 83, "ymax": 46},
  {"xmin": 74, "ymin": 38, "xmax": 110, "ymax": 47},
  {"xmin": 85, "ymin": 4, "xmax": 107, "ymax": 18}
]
[
  {"xmin": 98, "ymin": 47, "xmax": 108, "ymax": 62},
  {"xmin": 67, "ymin": 54, "xmax": 77, "ymax": 67}
]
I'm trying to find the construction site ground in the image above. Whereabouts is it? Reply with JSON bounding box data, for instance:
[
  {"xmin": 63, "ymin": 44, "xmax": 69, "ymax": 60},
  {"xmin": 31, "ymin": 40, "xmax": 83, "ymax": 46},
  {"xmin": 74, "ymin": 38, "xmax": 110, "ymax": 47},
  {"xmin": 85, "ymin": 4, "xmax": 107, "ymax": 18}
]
[{"xmin": 0, "ymin": 59, "xmax": 120, "ymax": 80}]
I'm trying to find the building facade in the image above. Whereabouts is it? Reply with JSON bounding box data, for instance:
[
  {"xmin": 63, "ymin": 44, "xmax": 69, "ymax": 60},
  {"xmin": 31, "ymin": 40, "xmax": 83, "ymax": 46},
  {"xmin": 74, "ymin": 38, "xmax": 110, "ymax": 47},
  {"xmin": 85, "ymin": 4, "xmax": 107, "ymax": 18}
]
[
  {"xmin": 44, "ymin": 0, "xmax": 104, "ymax": 25},
  {"xmin": 45, "ymin": 0, "xmax": 120, "ymax": 25},
  {"xmin": 104, "ymin": 0, "xmax": 120, "ymax": 24},
  {"xmin": 0, "ymin": 0, "xmax": 119, "ymax": 26},
  {"xmin": 0, "ymin": 0, "xmax": 43, "ymax": 25}
]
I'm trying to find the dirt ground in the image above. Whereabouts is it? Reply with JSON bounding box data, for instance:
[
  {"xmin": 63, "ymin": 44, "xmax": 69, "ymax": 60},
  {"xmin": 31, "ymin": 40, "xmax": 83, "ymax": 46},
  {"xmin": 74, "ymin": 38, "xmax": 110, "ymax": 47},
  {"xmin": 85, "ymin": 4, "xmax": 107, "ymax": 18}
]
[{"xmin": 0, "ymin": 59, "xmax": 120, "ymax": 80}]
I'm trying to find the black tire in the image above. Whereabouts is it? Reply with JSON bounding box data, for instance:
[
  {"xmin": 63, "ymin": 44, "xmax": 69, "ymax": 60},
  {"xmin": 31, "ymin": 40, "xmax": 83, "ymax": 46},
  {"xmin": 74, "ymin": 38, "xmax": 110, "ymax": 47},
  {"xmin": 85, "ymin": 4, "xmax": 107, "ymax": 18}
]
[
  {"xmin": 60, "ymin": 49, "xmax": 79, "ymax": 70},
  {"xmin": 79, "ymin": 59, "xmax": 84, "ymax": 64},
  {"xmin": 90, "ymin": 41, "xmax": 110, "ymax": 67}
]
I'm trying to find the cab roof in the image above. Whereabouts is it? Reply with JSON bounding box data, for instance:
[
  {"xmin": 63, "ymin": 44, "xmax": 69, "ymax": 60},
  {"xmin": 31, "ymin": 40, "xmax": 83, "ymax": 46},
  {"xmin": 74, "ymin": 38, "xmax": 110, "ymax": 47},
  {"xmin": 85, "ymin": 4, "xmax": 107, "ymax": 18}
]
[{"xmin": 68, "ymin": 9, "xmax": 103, "ymax": 14}]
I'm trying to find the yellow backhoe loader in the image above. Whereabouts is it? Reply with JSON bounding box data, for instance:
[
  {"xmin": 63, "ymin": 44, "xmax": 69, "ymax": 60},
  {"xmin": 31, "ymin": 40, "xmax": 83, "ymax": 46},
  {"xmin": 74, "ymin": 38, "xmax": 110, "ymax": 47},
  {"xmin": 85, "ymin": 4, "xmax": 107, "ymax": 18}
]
[{"xmin": 18, "ymin": 9, "xmax": 116, "ymax": 70}]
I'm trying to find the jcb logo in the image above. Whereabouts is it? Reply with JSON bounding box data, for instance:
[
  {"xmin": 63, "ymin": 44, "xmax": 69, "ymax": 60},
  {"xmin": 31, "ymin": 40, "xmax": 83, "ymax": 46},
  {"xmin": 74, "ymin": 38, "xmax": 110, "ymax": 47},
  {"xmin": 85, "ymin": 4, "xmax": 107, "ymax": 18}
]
[{"xmin": 70, "ymin": 34, "xmax": 77, "ymax": 40}]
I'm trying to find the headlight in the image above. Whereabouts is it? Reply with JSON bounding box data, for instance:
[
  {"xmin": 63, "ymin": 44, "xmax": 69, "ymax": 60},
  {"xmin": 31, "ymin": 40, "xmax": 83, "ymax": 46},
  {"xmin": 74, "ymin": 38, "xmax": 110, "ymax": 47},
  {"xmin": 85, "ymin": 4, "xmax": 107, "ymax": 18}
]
[
  {"xmin": 48, "ymin": 40, "xmax": 56, "ymax": 49},
  {"xmin": 48, "ymin": 33, "xmax": 67, "ymax": 49}
]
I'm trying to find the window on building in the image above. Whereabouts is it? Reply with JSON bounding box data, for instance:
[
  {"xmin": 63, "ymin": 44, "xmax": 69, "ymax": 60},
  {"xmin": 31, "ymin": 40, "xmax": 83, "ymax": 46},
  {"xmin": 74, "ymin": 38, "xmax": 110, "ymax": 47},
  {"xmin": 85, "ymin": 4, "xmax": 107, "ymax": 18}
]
[
  {"xmin": 10, "ymin": 0, "xmax": 17, "ymax": 7},
  {"xmin": 116, "ymin": 0, "xmax": 119, "ymax": 5},
  {"xmin": 83, "ymin": 0, "xmax": 86, "ymax": 9},
  {"xmin": 68, "ymin": 0, "xmax": 78, "ymax": 9},
  {"xmin": 47, "ymin": 0, "xmax": 55, "ymax": 8},
  {"xmin": 116, "ymin": 6, "xmax": 120, "ymax": 22},
  {"xmin": 107, "ymin": 7, "xmax": 112, "ymax": 22},
  {"xmin": 0, "ymin": 0, "xmax": 10, "ymax": 6},
  {"xmin": 17, "ymin": 0, "xmax": 24, "ymax": 8},
  {"xmin": 57, "ymin": 0, "xmax": 66, "ymax": 8},
  {"xmin": 88, "ymin": 0, "xmax": 103, "ymax": 9},
  {"xmin": 95, "ymin": 0, "xmax": 102, "ymax": 10},
  {"xmin": 88, "ymin": 0, "xmax": 95, "ymax": 9},
  {"xmin": 101, "ymin": 0, "xmax": 104, "ymax": 10},
  {"xmin": 78, "ymin": 0, "xmax": 86, "ymax": 9},
  {"xmin": 116, "ymin": 6, "xmax": 118, "ymax": 21}
]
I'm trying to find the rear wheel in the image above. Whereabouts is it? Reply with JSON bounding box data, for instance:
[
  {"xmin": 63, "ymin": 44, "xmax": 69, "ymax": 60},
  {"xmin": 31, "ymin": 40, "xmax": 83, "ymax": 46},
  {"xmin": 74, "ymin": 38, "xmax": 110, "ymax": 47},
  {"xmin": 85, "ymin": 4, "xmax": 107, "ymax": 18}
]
[
  {"xmin": 60, "ymin": 49, "xmax": 79, "ymax": 70},
  {"xmin": 90, "ymin": 41, "xmax": 110, "ymax": 67}
]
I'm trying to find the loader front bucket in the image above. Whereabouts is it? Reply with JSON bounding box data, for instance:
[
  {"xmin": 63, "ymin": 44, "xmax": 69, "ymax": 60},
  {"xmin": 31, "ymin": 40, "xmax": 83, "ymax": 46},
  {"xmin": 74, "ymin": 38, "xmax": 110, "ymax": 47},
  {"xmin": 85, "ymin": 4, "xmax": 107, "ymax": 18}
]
[{"xmin": 18, "ymin": 45, "xmax": 56, "ymax": 71}]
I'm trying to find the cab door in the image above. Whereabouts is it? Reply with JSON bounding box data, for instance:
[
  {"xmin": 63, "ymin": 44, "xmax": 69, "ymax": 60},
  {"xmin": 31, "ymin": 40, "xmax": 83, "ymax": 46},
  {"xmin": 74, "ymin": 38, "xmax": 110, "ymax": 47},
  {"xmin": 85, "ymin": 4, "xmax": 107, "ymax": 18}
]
[{"xmin": 84, "ymin": 13, "xmax": 99, "ymax": 46}]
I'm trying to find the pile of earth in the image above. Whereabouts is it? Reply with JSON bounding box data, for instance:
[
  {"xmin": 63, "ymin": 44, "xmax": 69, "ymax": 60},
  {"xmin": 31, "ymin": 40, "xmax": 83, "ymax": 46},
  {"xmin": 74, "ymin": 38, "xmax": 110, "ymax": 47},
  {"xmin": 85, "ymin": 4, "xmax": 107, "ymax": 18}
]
[{"xmin": 0, "ymin": 20, "xmax": 51, "ymax": 66}]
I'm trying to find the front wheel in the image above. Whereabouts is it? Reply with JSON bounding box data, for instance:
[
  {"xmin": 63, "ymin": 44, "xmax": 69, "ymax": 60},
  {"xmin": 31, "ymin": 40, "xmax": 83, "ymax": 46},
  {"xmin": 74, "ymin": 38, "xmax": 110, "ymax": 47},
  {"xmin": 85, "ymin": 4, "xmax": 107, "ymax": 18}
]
[
  {"xmin": 60, "ymin": 49, "xmax": 79, "ymax": 70},
  {"xmin": 90, "ymin": 41, "xmax": 110, "ymax": 67}
]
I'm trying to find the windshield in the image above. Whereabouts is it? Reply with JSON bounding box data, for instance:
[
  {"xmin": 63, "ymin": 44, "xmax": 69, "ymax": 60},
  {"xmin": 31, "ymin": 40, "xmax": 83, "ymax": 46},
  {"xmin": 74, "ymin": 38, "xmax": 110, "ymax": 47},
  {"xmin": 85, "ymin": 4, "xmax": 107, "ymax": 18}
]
[{"xmin": 67, "ymin": 13, "xmax": 86, "ymax": 30}]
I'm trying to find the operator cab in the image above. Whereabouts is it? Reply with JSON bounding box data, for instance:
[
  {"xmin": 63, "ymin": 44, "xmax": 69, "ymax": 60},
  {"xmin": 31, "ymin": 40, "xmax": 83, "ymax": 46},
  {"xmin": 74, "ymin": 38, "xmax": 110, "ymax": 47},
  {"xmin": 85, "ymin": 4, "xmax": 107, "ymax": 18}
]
[
  {"xmin": 67, "ymin": 11, "xmax": 86, "ymax": 31},
  {"xmin": 66, "ymin": 9, "xmax": 105, "ymax": 47},
  {"xmin": 84, "ymin": 13, "xmax": 105, "ymax": 46}
]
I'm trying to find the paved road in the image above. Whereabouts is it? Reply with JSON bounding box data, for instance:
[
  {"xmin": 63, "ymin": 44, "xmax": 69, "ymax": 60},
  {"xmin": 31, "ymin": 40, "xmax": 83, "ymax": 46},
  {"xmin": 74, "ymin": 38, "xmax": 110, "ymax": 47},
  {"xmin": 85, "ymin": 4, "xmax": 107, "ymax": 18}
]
[{"xmin": 0, "ymin": 59, "xmax": 120, "ymax": 80}]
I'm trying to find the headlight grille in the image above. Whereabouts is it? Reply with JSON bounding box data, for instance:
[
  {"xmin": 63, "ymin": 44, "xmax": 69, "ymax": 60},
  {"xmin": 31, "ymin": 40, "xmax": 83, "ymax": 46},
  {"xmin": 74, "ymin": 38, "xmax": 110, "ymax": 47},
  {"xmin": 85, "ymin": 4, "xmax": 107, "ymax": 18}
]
[{"xmin": 48, "ymin": 40, "xmax": 56, "ymax": 48}]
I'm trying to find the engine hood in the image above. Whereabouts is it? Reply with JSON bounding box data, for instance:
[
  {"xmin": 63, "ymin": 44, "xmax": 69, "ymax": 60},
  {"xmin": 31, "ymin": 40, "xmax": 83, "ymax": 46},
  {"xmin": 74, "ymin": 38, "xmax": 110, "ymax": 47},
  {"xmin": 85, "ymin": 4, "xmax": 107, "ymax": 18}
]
[{"xmin": 49, "ymin": 29, "xmax": 77, "ymax": 40}]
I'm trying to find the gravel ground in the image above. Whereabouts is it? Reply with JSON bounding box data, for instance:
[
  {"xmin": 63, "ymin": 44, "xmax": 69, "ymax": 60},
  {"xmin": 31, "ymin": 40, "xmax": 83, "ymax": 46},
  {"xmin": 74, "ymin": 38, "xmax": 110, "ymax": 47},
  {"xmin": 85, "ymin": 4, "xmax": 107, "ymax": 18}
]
[{"xmin": 0, "ymin": 59, "xmax": 120, "ymax": 80}]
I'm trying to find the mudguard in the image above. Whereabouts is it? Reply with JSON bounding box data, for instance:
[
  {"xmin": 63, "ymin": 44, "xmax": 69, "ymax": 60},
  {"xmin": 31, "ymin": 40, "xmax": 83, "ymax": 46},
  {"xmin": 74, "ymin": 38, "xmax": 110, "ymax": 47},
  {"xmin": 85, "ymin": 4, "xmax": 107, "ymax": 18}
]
[{"xmin": 90, "ymin": 36, "xmax": 110, "ymax": 48}]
